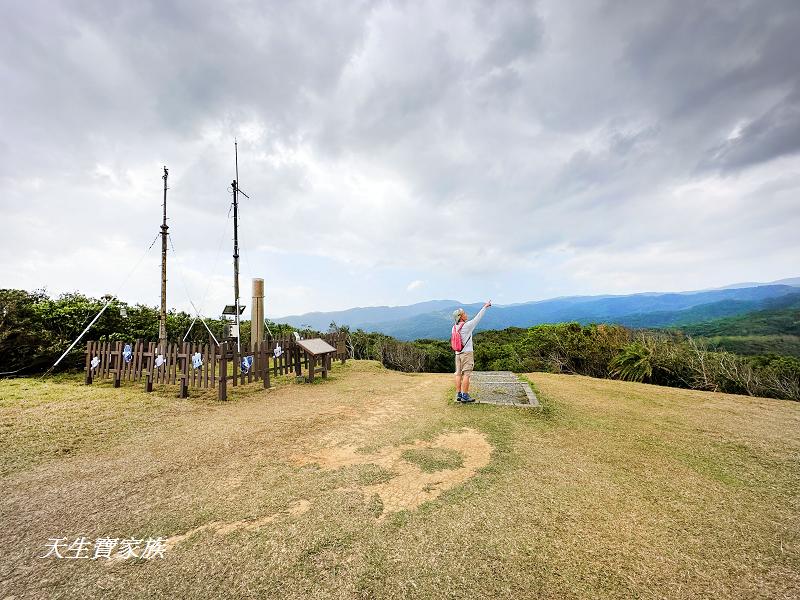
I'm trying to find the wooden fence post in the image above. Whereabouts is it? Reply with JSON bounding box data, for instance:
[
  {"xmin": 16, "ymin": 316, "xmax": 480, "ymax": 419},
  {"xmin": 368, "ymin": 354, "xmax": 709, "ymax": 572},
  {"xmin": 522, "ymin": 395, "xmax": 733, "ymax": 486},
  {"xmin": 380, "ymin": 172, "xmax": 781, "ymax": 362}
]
[
  {"xmin": 146, "ymin": 342, "xmax": 155, "ymax": 392},
  {"xmin": 113, "ymin": 341, "xmax": 122, "ymax": 388},
  {"xmin": 244, "ymin": 341, "xmax": 252, "ymax": 385},
  {"xmin": 262, "ymin": 340, "xmax": 271, "ymax": 389},
  {"xmin": 219, "ymin": 341, "xmax": 228, "ymax": 401},
  {"xmin": 133, "ymin": 339, "xmax": 143, "ymax": 381},
  {"xmin": 210, "ymin": 342, "xmax": 217, "ymax": 389},
  {"xmin": 294, "ymin": 344, "xmax": 302, "ymax": 378},
  {"xmin": 179, "ymin": 342, "xmax": 189, "ymax": 398},
  {"xmin": 85, "ymin": 341, "xmax": 93, "ymax": 384}
]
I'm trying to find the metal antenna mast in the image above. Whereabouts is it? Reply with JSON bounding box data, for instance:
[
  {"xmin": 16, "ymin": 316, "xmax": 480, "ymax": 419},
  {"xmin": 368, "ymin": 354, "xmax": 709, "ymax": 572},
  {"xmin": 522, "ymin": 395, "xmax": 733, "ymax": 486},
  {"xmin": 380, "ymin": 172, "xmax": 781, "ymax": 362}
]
[
  {"xmin": 231, "ymin": 140, "xmax": 249, "ymax": 352},
  {"xmin": 159, "ymin": 166, "xmax": 169, "ymax": 352}
]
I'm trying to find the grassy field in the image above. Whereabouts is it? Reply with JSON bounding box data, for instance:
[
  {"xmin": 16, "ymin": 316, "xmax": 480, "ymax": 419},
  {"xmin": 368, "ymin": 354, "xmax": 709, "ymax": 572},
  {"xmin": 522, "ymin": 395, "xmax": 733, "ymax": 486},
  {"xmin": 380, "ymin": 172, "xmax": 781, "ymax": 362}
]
[{"xmin": 1, "ymin": 361, "xmax": 798, "ymax": 599}]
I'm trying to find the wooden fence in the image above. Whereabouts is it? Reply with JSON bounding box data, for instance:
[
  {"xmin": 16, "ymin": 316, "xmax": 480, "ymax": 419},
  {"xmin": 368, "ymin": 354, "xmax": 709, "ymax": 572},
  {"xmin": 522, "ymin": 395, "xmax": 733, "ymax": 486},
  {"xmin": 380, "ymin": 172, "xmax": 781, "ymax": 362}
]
[{"xmin": 84, "ymin": 333, "xmax": 348, "ymax": 400}]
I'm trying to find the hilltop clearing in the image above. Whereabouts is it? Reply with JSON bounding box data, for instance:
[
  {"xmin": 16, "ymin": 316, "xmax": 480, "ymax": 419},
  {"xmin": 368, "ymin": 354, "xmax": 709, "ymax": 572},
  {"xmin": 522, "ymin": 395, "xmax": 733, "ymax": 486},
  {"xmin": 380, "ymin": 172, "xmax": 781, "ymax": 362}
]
[{"xmin": 1, "ymin": 361, "xmax": 798, "ymax": 599}]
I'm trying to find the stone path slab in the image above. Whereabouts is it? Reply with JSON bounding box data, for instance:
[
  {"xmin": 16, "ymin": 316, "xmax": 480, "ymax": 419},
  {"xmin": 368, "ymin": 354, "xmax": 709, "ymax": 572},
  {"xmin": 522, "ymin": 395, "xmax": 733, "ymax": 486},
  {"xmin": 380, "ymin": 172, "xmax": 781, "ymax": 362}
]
[{"xmin": 468, "ymin": 371, "xmax": 540, "ymax": 408}]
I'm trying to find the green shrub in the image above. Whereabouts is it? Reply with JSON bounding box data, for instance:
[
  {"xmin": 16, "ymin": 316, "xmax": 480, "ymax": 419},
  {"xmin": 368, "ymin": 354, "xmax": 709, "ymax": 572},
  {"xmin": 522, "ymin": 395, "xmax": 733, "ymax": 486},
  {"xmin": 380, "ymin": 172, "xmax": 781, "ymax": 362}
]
[{"xmin": 609, "ymin": 340, "xmax": 654, "ymax": 382}]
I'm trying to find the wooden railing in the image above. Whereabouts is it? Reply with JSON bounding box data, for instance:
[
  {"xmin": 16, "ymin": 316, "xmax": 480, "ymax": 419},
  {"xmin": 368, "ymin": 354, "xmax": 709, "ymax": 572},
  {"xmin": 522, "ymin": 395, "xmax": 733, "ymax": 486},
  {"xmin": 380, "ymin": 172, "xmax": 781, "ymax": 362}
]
[{"xmin": 84, "ymin": 333, "xmax": 348, "ymax": 400}]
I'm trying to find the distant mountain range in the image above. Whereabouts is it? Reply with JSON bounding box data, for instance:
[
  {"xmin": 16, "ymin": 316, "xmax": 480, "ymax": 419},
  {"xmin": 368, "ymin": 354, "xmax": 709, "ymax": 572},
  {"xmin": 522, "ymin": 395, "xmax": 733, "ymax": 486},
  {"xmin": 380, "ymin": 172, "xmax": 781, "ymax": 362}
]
[{"xmin": 272, "ymin": 278, "xmax": 800, "ymax": 341}]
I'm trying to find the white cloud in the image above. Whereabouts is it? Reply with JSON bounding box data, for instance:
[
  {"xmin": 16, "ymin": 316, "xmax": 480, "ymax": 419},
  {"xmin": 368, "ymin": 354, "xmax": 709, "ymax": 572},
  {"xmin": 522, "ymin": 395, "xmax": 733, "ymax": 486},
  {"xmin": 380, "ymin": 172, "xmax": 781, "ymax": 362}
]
[{"xmin": 1, "ymin": 0, "xmax": 799, "ymax": 313}]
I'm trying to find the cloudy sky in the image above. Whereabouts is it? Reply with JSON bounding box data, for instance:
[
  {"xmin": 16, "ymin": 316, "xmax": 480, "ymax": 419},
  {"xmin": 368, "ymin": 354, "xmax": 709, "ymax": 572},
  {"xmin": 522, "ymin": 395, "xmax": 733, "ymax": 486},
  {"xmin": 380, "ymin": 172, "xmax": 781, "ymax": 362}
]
[{"xmin": 2, "ymin": 0, "xmax": 799, "ymax": 317}]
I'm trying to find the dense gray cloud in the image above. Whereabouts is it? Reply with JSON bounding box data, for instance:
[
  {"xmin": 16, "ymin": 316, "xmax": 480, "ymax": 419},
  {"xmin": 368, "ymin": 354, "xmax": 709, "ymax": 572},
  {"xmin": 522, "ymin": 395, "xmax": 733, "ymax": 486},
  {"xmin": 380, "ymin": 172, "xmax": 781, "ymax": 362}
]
[{"xmin": 1, "ymin": 0, "xmax": 798, "ymax": 315}]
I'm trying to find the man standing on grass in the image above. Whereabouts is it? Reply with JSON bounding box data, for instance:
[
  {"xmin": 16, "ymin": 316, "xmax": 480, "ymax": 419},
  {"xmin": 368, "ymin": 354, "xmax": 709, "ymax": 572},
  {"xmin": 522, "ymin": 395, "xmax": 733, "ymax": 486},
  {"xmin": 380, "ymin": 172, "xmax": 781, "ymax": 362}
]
[{"xmin": 452, "ymin": 300, "xmax": 491, "ymax": 403}]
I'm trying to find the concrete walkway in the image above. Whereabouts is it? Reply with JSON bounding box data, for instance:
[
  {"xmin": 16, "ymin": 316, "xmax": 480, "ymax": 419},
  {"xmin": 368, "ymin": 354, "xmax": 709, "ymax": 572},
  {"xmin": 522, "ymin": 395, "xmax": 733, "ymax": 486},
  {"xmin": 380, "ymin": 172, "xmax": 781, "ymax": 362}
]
[{"xmin": 468, "ymin": 371, "xmax": 540, "ymax": 407}]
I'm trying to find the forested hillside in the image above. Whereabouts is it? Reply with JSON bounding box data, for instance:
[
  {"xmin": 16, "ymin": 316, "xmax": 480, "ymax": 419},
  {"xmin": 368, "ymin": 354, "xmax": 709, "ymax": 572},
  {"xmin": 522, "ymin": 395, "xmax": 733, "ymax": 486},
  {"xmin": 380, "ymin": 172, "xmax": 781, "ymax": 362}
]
[
  {"xmin": 675, "ymin": 296, "xmax": 800, "ymax": 357},
  {"xmin": 3, "ymin": 288, "xmax": 799, "ymax": 401}
]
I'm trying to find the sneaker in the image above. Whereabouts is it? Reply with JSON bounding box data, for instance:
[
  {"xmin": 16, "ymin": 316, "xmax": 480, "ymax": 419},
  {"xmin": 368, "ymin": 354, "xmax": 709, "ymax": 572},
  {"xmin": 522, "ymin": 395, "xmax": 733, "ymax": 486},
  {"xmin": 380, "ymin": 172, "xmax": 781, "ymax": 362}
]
[
  {"xmin": 455, "ymin": 392, "xmax": 464, "ymax": 402},
  {"xmin": 460, "ymin": 393, "xmax": 474, "ymax": 403}
]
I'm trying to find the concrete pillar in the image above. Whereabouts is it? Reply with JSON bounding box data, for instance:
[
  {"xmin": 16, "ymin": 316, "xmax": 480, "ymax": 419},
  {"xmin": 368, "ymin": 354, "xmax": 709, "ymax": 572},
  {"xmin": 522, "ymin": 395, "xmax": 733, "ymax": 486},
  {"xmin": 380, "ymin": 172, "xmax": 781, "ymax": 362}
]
[{"xmin": 251, "ymin": 278, "xmax": 264, "ymax": 348}]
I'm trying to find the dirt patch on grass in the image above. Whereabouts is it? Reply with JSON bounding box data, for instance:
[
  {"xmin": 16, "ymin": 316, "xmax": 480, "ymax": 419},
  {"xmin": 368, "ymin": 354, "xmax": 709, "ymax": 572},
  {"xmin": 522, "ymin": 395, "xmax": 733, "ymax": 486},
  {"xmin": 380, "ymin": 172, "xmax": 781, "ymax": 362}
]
[
  {"xmin": 165, "ymin": 497, "xmax": 310, "ymax": 550},
  {"xmin": 103, "ymin": 499, "xmax": 313, "ymax": 563},
  {"xmin": 294, "ymin": 428, "xmax": 492, "ymax": 517}
]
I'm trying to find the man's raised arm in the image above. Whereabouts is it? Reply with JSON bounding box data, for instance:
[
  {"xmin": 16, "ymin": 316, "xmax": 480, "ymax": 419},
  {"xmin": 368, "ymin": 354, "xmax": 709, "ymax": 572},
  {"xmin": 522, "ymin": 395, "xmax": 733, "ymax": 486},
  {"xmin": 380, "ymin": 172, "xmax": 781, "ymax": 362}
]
[{"xmin": 462, "ymin": 300, "xmax": 492, "ymax": 336}]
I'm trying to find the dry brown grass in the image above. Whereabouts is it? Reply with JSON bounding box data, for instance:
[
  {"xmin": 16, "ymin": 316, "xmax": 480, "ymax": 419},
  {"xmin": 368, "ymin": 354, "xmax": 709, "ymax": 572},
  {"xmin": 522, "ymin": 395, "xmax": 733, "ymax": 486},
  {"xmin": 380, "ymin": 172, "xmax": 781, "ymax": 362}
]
[{"xmin": 1, "ymin": 362, "xmax": 798, "ymax": 599}]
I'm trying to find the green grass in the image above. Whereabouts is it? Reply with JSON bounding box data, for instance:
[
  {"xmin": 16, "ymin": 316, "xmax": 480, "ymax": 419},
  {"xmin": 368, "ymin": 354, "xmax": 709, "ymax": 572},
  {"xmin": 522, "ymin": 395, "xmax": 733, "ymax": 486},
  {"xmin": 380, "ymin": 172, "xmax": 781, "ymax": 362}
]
[
  {"xmin": 1, "ymin": 361, "xmax": 799, "ymax": 599},
  {"xmin": 400, "ymin": 447, "xmax": 464, "ymax": 473}
]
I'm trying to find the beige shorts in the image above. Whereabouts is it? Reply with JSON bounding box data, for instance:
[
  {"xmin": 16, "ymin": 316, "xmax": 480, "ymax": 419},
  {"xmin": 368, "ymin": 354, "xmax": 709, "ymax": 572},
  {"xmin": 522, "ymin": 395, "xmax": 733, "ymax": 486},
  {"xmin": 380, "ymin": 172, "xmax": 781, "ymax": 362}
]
[{"xmin": 455, "ymin": 351, "xmax": 475, "ymax": 376}]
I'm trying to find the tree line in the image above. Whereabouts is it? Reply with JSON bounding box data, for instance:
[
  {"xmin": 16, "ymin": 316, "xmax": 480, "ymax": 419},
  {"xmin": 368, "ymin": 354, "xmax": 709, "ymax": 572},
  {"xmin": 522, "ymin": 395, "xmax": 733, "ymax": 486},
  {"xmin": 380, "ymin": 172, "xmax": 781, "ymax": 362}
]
[
  {"xmin": 2, "ymin": 288, "xmax": 798, "ymax": 401},
  {"xmin": 342, "ymin": 323, "xmax": 799, "ymax": 401},
  {"xmin": 0, "ymin": 289, "xmax": 296, "ymax": 374}
]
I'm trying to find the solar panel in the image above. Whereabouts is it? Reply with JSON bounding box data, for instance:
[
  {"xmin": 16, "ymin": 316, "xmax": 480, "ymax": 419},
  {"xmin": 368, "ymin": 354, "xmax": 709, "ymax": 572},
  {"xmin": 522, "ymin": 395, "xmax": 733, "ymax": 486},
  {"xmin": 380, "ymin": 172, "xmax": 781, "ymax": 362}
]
[{"xmin": 222, "ymin": 304, "xmax": 246, "ymax": 316}]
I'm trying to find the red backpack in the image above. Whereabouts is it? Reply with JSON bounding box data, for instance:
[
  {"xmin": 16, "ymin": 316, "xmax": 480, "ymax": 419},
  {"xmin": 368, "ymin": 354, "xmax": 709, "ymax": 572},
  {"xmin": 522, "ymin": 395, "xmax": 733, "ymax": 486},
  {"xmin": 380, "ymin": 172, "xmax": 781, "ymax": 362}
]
[{"xmin": 450, "ymin": 322, "xmax": 465, "ymax": 352}]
